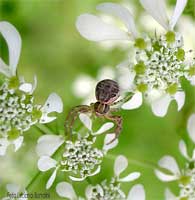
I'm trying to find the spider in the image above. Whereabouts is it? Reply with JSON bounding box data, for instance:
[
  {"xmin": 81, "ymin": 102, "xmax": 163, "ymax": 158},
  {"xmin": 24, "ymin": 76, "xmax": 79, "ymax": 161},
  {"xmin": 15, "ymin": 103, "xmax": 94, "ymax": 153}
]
[{"xmin": 65, "ymin": 79, "xmax": 131, "ymax": 143}]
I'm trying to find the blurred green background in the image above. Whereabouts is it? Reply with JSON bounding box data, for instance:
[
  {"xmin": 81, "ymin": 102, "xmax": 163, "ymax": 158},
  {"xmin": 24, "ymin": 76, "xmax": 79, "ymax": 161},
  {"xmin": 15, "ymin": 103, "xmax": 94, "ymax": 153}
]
[{"xmin": 0, "ymin": 0, "xmax": 195, "ymax": 199}]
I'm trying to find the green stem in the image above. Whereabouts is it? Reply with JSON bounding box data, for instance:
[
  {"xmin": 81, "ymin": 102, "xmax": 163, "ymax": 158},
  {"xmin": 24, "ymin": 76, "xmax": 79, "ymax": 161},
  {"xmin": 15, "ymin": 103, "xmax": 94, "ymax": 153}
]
[
  {"xmin": 26, "ymin": 171, "xmax": 41, "ymax": 191},
  {"xmin": 86, "ymin": 177, "xmax": 92, "ymax": 184},
  {"xmin": 35, "ymin": 124, "xmax": 54, "ymax": 135}
]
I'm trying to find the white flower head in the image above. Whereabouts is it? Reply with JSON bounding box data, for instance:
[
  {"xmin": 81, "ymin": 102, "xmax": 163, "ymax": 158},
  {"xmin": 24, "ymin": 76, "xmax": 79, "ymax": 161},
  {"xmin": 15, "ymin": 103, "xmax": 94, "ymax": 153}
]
[
  {"xmin": 0, "ymin": 21, "xmax": 63, "ymax": 155},
  {"xmin": 76, "ymin": 2, "xmax": 138, "ymax": 42},
  {"xmin": 85, "ymin": 155, "xmax": 142, "ymax": 200},
  {"xmin": 139, "ymin": 0, "xmax": 187, "ymax": 31},
  {"xmin": 0, "ymin": 81, "xmax": 63, "ymax": 156},
  {"xmin": 119, "ymin": 29, "xmax": 192, "ymax": 117}
]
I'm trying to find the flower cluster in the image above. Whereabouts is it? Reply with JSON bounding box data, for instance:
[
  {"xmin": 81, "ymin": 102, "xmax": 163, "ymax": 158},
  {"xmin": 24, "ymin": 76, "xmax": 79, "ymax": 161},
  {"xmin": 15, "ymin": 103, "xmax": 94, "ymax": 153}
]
[
  {"xmin": 36, "ymin": 113, "xmax": 118, "ymax": 189},
  {"xmin": 56, "ymin": 155, "xmax": 145, "ymax": 200},
  {"xmin": 76, "ymin": 0, "xmax": 194, "ymax": 117},
  {"xmin": 155, "ymin": 113, "xmax": 195, "ymax": 200},
  {"xmin": 0, "ymin": 22, "xmax": 63, "ymax": 156}
]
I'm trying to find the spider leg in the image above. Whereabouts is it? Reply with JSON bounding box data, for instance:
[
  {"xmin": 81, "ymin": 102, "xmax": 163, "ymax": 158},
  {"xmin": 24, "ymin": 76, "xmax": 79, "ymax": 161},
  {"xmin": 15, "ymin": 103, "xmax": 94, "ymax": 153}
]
[
  {"xmin": 112, "ymin": 92, "xmax": 133, "ymax": 107},
  {"xmin": 105, "ymin": 114, "xmax": 123, "ymax": 144},
  {"xmin": 65, "ymin": 105, "xmax": 92, "ymax": 139}
]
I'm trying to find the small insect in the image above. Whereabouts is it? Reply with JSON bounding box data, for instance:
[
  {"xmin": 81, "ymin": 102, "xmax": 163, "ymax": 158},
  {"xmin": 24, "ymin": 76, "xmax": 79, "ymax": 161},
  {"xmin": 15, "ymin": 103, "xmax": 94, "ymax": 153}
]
[{"xmin": 65, "ymin": 79, "xmax": 130, "ymax": 143}]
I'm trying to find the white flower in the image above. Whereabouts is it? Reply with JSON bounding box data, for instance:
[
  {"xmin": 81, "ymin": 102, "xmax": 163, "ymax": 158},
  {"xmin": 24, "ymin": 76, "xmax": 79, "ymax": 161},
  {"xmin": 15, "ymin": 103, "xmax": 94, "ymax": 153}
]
[
  {"xmin": 86, "ymin": 155, "xmax": 142, "ymax": 200},
  {"xmin": 56, "ymin": 182, "xmax": 145, "ymax": 200},
  {"xmin": 155, "ymin": 114, "xmax": 195, "ymax": 199},
  {"xmin": 76, "ymin": 2, "xmax": 138, "ymax": 42},
  {"xmin": 139, "ymin": 0, "xmax": 187, "ymax": 31},
  {"xmin": 56, "ymin": 155, "xmax": 144, "ymax": 200},
  {"xmin": 0, "ymin": 87, "xmax": 63, "ymax": 156},
  {"xmin": 36, "ymin": 115, "xmax": 116, "ymax": 189},
  {"xmin": 2, "ymin": 183, "xmax": 28, "ymax": 200},
  {"xmin": 0, "ymin": 21, "xmax": 63, "ymax": 155}
]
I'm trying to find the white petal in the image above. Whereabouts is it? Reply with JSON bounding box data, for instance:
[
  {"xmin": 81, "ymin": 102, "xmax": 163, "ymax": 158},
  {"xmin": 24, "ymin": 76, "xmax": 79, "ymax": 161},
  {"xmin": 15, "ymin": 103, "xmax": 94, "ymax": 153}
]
[
  {"xmin": 36, "ymin": 135, "xmax": 64, "ymax": 157},
  {"xmin": 0, "ymin": 21, "xmax": 21, "ymax": 76},
  {"xmin": 127, "ymin": 184, "xmax": 145, "ymax": 200},
  {"xmin": 13, "ymin": 136, "xmax": 23, "ymax": 152},
  {"xmin": 139, "ymin": 0, "xmax": 169, "ymax": 30},
  {"xmin": 76, "ymin": 14, "xmax": 131, "ymax": 42},
  {"xmin": 174, "ymin": 91, "xmax": 185, "ymax": 111},
  {"xmin": 165, "ymin": 188, "xmax": 177, "ymax": 200},
  {"xmin": 179, "ymin": 140, "xmax": 190, "ymax": 160},
  {"xmin": 89, "ymin": 165, "xmax": 101, "ymax": 177},
  {"xmin": 69, "ymin": 176, "xmax": 86, "ymax": 182},
  {"xmin": 169, "ymin": 0, "xmax": 187, "ymax": 30},
  {"xmin": 114, "ymin": 155, "xmax": 128, "ymax": 177},
  {"xmin": 155, "ymin": 169, "xmax": 179, "ymax": 182},
  {"xmin": 32, "ymin": 75, "xmax": 37, "ymax": 93},
  {"xmin": 103, "ymin": 133, "xmax": 118, "ymax": 152},
  {"xmin": 69, "ymin": 166, "xmax": 101, "ymax": 181},
  {"xmin": 119, "ymin": 172, "xmax": 140, "ymax": 182},
  {"xmin": 19, "ymin": 76, "xmax": 37, "ymax": 94},
  {"xmin": 0, "ymin": 138, "xmax": 9, "ymax": 156},
  {"xmin": 56, "ymin": 182, "xmax": 77, "ymax": 199},
  {"xmin": 46, "ymin": 168, "xmax": 57, "ymax": 189},
  {"xmin": 117, "ymin": 61, "xmax": 135, "ymax": 91},
  {"xmin": 187, "ymin": 113, "xmax": 195, "ymax": 143},
  {"xmin": 151, "ymin": 94, "xmax": 172, "ymax": 117},
  {"xmin": 0, "ymin": 58, "xmax": 11, "ymax": 77},
  {"xmin": 94, "ymin": 122, "xmax": 114, "ymax": 135},
  {"xmin": 6, "ymin": 184, "xmax": 20, "ymax": 194},
  {"xmin": 158, "ymin": 156, "xmax": 180, "ymax": 175},
  {"xmin": 96, "ymin": 3, "xmax": 138, "ymax": 38},
  {"xmin": 19, "ymin": 83, "xmax": 33, "ymax": 93},
  {"xmin": 40, "ymin": 93, "xmax": 63, "ymax": 123},
  {"xmin": 37, "ymin": 156, "xmax": 57, "ymax": 171},
  {"xmin": 79, "ymin": 113, "xmax": 92, "ymax": 131},
  {"xmin": 190, "ymin": 75, "xmax": 195, "ymax": 85},
  {"xmin": 122, "ymin": 92, "xmax": 142, "ymax": 110}
]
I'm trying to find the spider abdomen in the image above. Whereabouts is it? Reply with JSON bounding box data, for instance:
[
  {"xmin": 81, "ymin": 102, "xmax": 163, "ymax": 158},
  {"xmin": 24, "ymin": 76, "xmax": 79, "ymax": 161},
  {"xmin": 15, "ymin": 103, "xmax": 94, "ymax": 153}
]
[{"xmin": 95, "ymin": 79, "xmax": 120, "ymax": 104}]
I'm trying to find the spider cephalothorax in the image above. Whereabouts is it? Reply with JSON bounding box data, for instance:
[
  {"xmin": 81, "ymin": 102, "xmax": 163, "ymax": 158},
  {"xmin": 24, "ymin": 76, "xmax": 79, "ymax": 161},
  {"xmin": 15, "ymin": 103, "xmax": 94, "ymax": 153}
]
[
  {"xmin": 65, "ymin": 79, "xmax": 129, "ymax": 143},
  {"xmin": 94, "ymin": 79, "xmax": 120, "ymax": 116}
]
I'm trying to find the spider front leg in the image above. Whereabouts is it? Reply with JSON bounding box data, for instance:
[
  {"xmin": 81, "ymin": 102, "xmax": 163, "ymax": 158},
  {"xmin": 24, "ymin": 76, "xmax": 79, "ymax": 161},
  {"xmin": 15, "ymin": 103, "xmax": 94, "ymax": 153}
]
[
  {"xmin": 105, "ymin": 114, "xmax": 123, "ymax": 144},
  {"xmin": 112, "ymin": 92, "xmax": 133, "ymax": 107},
  {"xmin": 65, "ymin": 105, "xmax": 91, "ymax": 139}
]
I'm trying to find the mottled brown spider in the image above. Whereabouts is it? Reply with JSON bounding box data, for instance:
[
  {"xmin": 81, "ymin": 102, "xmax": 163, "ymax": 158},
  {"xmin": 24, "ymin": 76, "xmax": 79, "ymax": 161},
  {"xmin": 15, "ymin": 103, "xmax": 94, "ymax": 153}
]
[{"xmin": 65, "ymin": 79, "xmax": 131, "ymax": 143}]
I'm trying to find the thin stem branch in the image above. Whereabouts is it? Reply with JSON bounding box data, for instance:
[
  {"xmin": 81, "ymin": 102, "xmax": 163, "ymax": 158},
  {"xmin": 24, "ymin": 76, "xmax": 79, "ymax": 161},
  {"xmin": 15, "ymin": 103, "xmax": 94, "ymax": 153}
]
[
  {"xmin": 26, "ymin": 171, "xmax": 41, "ymax": 191},
  {"xmin": 35, "ymin": 124, "xmax": 54, "ymax": 135},
  {"xmin": 106, "ymin": 153, "xmax": 159, "ymax": 170}
]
